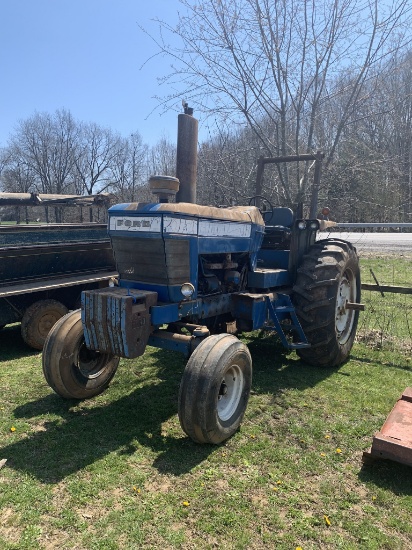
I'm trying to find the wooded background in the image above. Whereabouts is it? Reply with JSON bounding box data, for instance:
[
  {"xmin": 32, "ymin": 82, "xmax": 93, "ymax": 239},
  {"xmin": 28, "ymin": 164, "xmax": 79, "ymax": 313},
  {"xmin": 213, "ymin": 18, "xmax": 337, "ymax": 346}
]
[{"xmin": 1, "ymin": 0, "xmax": 412, "ymax": 224}]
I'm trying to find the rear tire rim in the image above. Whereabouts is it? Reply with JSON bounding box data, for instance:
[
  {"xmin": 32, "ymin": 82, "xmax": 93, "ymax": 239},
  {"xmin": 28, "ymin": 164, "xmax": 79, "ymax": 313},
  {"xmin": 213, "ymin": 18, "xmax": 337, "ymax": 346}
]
[
  {"xmin": 336, "ymin": 268, "xmax": 357, "ymax": 345},
  {"xmin": 38, "ymin": 312, "xmax": 60, "ymax": 339},
  {"xmin": 217, "ymin": 364, "xmax": 244, "ymax": 422},
  {"xmin": 76, "ymin": 341, "xmax": 110, "ymax": 379}
]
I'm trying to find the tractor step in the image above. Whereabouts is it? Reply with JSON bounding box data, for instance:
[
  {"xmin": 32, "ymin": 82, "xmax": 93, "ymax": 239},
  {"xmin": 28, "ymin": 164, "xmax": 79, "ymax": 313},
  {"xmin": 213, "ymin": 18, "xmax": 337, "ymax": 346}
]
[
  {"xmin": 288, "ymin": 342, "xmax": 311, "ymax": 349},
  {"xmin": 273, "ymin": 305, "xmax": 295, "ymax": 313},
  {"xmin": 248, "ymin": 268, "xmax": 291, "ymax": 288},
  {"xmin": 264, "ymin": 294, "xmax": 310, "ymax": 350}
]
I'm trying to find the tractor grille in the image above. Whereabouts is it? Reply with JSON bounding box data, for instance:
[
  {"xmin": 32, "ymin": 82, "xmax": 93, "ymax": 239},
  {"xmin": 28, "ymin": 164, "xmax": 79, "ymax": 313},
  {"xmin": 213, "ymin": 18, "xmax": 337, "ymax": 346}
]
[{"xmin": 111, "ymin": 236, "xmax": 190, "ymax": 285}]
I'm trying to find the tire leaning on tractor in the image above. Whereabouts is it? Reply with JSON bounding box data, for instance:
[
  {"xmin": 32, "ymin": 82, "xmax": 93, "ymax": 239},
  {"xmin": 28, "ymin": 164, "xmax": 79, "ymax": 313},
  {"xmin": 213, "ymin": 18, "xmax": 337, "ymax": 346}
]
[
  {"xmin": 42, "ymin": 309, "xmax": 120, "ymax": 399},
  {"xmin": 292, "ymin": 239, "xmax": 361, "ymax": 367},
  {"xmin": 21, "ymin": 299, "xmax": 69, "ymax": 350},
  {"xmin": 178, "ymin": 333, "xmax": 252, "ymax": 444}
]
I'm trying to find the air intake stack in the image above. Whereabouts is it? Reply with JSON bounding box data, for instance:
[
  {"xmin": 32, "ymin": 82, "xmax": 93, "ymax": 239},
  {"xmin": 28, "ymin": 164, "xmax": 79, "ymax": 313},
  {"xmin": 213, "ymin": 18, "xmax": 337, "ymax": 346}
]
[{"xmin": 149, "ymin": 175, "xmax": 180, "ymax": 203}]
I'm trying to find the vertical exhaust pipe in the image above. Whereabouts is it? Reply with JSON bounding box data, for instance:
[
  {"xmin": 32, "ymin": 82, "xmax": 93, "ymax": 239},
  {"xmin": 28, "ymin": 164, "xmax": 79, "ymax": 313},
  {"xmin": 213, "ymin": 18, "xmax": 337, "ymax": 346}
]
[{"xmin": 176, "ymin": 105, "xmax": 198, "ymax": 204}]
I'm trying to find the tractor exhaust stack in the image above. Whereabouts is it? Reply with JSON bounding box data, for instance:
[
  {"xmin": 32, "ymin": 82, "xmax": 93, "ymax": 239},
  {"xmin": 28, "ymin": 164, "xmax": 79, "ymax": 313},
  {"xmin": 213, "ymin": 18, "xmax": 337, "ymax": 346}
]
[{"xmin": 176, "ymin": 106, "xmax": 198, "ymax": 204}]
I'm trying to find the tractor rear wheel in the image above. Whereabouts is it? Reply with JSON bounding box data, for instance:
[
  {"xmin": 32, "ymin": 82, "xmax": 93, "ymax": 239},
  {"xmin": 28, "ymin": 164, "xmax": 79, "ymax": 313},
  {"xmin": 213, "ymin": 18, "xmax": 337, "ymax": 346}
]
[
  {"xmin": 293, "ymin": 239, "xmax": 360, "ymax": 367},
  {"xmin": 178, "ymin": 334, "xmax": 252, "ymax": 444},
  {"xmin": 42, "ymin": 309, "xmax": 119, "ymax": 399}
]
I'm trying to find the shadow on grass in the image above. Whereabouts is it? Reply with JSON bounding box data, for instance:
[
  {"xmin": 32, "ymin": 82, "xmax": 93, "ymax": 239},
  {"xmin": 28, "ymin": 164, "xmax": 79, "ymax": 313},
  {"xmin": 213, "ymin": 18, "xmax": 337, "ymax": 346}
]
[
  {"xmin": 359, "ymin": 460, "xmax": 412, "ymax": 496},
  {"xmin": 2, "ymin": 349, "xmax": 217, "ymax": 482},
  {"xmin": 1, "ymin": 335, "xmax": 341, "ymax": 483},
  {"xmin": 350, "ymin": 352, "xmax": 412, "ymax": 372},
  {"xmin": 0, "ymin": 324, "xmax": 38, "ymax": 360},
  {"xmin": 246, "ymin": 333, "xmax": 341, "ymax": 394}
]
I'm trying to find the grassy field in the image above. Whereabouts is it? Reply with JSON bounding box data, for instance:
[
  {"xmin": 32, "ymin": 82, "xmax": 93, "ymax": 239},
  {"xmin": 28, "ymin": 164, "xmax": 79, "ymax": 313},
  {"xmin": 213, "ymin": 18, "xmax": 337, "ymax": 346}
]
[
  {"xmin": 1, "ymin": 256, "xmax": 412, "ymax": 549},
  {"xmin": 358, "ymin": 254, "xmax": 412, "ymax": 347}
]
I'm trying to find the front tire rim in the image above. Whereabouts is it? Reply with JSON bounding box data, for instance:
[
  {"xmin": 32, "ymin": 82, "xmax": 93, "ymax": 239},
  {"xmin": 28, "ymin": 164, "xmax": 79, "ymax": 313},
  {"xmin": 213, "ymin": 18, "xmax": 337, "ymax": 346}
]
[
  {"xmin": 217, "ymin": 364, "xmax": 244, "ymax": 422},
  {"xmin": 76, "ymin": 341, "xmax": 110, "ymax": 379},
  {"xmin": 336, "ymin": 268, "xmax": 357, "ymax": 345}
]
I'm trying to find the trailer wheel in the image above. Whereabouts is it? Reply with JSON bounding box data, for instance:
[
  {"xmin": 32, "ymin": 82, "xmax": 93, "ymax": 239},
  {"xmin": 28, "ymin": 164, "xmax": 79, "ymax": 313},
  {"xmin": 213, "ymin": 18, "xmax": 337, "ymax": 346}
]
[
  {"xmin": 293, "ymin": 239, "xmax": 360, "ymax": 367},
  {"xmin": 178, "ymin": 334, "xmax": 252, "ymax": 444},
  {"xmin": 21, "ymin": 299, "xmax": 69, "ymax": 350},
  {"xmin": 42, "ymin": 309, "xmax": 119, "ymax": 399}
]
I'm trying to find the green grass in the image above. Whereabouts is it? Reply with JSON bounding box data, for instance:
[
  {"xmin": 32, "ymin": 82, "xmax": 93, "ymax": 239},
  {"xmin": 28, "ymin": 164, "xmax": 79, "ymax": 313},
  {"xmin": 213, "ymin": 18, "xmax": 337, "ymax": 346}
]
[
  {"xmin": 1, "ymin": 256, "xmax": 412, "ymax": 549},
  {"xmin": 359, "ymin": 254, "xmax": 412, "ymax": 346}
]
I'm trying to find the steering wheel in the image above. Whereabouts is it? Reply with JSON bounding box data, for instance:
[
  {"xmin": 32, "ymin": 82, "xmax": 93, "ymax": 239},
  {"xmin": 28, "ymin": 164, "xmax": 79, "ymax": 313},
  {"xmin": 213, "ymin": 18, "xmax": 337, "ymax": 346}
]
[{"xmin": 248, "ymin": 195, "xmax": 274, "ymax": 223}]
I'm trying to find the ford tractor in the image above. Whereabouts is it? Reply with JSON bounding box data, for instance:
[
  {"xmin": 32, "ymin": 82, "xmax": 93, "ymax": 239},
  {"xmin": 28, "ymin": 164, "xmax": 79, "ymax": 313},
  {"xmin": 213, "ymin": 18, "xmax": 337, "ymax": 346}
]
[{"xmin": 42, "ymin": 147, "xmax": 362, "ymax": 444}]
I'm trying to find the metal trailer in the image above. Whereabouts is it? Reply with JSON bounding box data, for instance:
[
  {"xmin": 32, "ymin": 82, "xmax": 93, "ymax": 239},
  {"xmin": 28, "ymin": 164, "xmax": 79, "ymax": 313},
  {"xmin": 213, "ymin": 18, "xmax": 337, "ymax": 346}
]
[
  {"xmin": 0, "ymin": 199, "xmax": 116, "ymax": 349},
  {"xmin": 363, "ymin": 388, "xmax": 412, "ymax": 467},
  {"xmin": 42, "ymin": 113, "xmax": 363, "ymax": 444}
]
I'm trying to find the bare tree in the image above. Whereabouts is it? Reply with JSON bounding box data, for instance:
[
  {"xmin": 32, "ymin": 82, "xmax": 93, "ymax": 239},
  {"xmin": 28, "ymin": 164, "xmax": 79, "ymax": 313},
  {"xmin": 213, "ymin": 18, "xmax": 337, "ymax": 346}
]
[
  {"xmin": 0, "ymin": 146, "xmax": 39, "ymax": 223},
  {"xmin": 383, "ymin": 51, "xmax": 412, "ymax": 222},
  {"xmin": 12, "ymin": 109, "xmax": 79, "ymax": 194},
  {"xmin": 109, "ymin": 132, "xmax": 148, "ymax": 202},
  {"xmin": 11, "ymin": 109, "xmax": 80, "ymax": 221},
  {"xmin": 0, "ymin": 147, "xmax": 13, "ymax": 182},
  {"xmin": 197, "ymin": 125, "xmax": 262, "ymax": 206},
  {"xmin": 319, "ymin": 49, "xmax": 412, "ymax": 223},
  {"xmin": 72, "ymin": 123, "xmax": 123, "ymax": 221},
  {"xmin": 152, "ymin": 0, "xmax": 412, "ymax": 208},
  {"xmin": 147, "ymin": 137, "xmax": 176, "ymax": 176},
  {"xmin": 73, "ymin": 122, "xmax": 122, "ymax": 195}
]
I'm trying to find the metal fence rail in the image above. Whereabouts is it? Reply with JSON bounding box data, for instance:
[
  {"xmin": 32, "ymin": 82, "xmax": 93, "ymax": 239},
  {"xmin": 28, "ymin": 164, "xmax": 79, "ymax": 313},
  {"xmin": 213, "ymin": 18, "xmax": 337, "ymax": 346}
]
[
  {"xmin": 317, "ymin": 227, "xmax": 412, "ymax": 352},
  {"xmin": 319, "ymin": 230, "xmax": 412, "ymax": 256},
  {"xmin": 357, "ymin": 246, "xmax": 411, "ymax": 352},
  {"xmin": 335, "ymin": 223, "xmax": 412, "ymax": 229}
]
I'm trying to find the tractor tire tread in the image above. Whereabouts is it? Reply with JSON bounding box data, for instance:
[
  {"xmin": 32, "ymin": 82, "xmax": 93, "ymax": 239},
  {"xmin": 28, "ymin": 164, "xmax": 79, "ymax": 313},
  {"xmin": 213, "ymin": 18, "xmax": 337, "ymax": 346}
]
[{"xmin": 292, "ymin": 240, "xmax": 360, "ymax": 367}]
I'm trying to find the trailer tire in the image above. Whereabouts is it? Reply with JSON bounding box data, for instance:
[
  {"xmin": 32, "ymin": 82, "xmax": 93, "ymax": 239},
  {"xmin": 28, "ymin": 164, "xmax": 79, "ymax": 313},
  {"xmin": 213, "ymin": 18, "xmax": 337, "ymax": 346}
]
[
  {"xmin": 21, "ymin": 299, "xmax": 69, "ymax": 350},
  {"xmin": 293, "ymin": 239, "xmax": 360, "ymax": 367},
  {"xmin": 178, "ymin": 334, "xmax": 252, "ymax": 444},
  {"xmin": 42, "ymin": 309, "xmax": 119, "ymax": 399}
]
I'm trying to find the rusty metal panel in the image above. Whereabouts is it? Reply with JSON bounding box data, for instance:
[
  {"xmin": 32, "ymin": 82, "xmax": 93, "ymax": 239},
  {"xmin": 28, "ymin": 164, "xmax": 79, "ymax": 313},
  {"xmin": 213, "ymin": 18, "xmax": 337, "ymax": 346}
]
[{"xmin": 363, "ymin": 388, "xmax": 412, "ymax": 466}]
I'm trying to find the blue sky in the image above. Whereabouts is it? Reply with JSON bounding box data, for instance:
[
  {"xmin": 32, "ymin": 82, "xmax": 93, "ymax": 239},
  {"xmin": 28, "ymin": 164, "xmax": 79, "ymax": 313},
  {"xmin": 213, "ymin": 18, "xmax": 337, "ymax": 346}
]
[{"xmin": 0, "ymin": 0, "xmax": 190, "ymax": 147}]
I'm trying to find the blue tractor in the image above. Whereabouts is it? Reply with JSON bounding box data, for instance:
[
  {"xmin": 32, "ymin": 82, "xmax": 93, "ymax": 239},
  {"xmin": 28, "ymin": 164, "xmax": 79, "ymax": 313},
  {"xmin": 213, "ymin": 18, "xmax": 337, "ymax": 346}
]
[{"xmin": 42, "ymin": 166, "xmax": 361, "ymax": 444}]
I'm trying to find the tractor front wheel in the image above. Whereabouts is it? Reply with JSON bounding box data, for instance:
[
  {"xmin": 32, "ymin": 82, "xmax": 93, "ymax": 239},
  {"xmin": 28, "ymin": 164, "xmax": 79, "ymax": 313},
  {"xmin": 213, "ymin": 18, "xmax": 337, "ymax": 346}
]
[
  {"xmin": 178, "ymin": 334, "xmax": 252, "ymax": 444},
  {"xmin": 42, "ymin": 309, "xmax": 119, "ymax": 399},
  {"xmin": 293, "ymin": 239, "xmax": 360, "ymax": 367}
]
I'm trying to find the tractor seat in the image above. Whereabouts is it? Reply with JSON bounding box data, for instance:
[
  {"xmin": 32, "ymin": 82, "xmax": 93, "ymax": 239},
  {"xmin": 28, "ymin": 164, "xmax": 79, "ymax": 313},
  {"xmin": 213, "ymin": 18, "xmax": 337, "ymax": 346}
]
[
  {"xmin": 263, "ymin": 207, "xmax": 294, "ymax": 228},
  {"xmin": 262, "ymin": 207, "xmax": 294, "ymax": 250}
]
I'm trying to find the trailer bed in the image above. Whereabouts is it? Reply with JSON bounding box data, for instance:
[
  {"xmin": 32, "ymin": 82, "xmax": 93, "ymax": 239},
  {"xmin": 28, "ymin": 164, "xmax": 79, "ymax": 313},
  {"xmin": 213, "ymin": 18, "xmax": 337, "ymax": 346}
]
[{"xmin": 0, "ymin": 270, "xmax": 117, "ymax": 298}]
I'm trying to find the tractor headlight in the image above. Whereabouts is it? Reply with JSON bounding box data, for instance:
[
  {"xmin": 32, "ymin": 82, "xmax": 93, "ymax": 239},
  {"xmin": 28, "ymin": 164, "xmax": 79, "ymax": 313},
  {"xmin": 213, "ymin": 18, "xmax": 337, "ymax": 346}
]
[
  {"xmin": 309, "ymin": 221, "xmax": 319, "ymax": 230},
  {"xmin": 298, "ymin": 221, "xmax": 306, "ymax": 230},
  {"xmin": 181, "ymin": 282, "xmax": 195, "ymax": 299}
]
